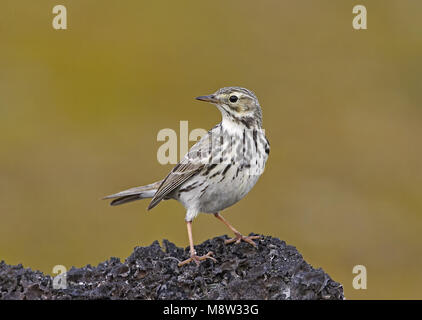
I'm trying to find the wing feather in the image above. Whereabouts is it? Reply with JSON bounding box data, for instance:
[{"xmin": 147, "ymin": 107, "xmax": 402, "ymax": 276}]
[
  {"xmin": 147, "ymin": 130, "xmax": 215, "ymax": 210},
  {"xmin": 147, "ymin": 161, "xmax": 204, "ymax": 210}
]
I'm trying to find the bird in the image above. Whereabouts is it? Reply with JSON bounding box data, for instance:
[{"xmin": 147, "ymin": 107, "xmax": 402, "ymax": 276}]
[{"xmin": 104, "ymin": 87, "xmax": 270, "ymax": 266}]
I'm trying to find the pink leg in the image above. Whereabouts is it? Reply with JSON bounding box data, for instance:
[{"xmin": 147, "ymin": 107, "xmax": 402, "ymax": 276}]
[
  {"xmin": 214, "ymin": 213, "xmax": 260, "ymax": 247},
  {"xmin": 178, "ymin": 220, "xmax": 216, "ymax": 267}
]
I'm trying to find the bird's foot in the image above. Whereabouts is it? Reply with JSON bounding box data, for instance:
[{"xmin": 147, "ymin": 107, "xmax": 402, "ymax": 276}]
[
  {"xmin": 225, "ymin": 233, "xmax": 260, "ymax": 247},
  {"xmin": 178, "ymin": 251, "xmax": 216, "ymax": 267}
]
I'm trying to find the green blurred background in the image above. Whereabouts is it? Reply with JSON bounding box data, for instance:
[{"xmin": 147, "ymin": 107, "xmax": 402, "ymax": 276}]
[{"xmin": 1, "ymin": 0, "xmax": 421, "ymax": 299}]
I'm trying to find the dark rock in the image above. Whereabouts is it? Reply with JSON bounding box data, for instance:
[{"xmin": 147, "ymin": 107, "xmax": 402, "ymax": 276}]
[{"xmin": 0, "ymin": 235, "xmax": 344, "ymax": 300}]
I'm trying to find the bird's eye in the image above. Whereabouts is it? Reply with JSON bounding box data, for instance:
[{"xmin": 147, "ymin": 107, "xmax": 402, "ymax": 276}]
[{"xmin": 229, "ymin": 95, "xmax": 238, "ymax": 103}]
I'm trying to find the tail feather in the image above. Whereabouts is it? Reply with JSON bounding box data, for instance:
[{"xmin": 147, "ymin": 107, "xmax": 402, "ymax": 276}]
[
  {"xmin": 110, "ymin": 194, "xmax": 145, "ymax": 206},
  {"xmin": 103, "ymin": 180, "xmax": 163, "ymax": 206}
]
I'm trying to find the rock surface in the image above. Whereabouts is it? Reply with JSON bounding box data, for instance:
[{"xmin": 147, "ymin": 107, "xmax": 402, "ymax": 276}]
[{"xmin": 0, "ymin": 235, "xmax": 344, "ymax": 300}]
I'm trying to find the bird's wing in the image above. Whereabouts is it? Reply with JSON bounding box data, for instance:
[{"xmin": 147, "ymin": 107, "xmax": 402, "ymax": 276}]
[
  {"xmin": 147, "ymin": 129, "xmax": 216, "ymax": 210},
  {"xmin": 147, "ymin": 161, "xmax": 205, "ymax": 210}
]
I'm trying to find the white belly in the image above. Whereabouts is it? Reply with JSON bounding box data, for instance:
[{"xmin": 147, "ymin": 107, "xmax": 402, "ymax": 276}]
[
  {"xmin": 176, "ymin": 164, "xmax": 261, "ymax": 214},
  {"xmin": 200, "ymin": 169, "xmax": 260, "ymax": 213}
]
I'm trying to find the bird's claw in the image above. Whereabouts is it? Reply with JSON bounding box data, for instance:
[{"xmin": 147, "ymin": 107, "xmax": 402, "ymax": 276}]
[
  {"xmin": 178, "ymin": 251, "xmax": 216, "ymax": 267},
  {"xmin": 225, "ymin": 234, "xmax": 260, "ymax": 247}
]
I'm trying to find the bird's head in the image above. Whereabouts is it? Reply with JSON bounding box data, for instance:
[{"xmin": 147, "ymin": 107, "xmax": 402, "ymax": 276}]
[{"xmin": 196, "ymin": 87, "xmax": 262, "ymax": 129}]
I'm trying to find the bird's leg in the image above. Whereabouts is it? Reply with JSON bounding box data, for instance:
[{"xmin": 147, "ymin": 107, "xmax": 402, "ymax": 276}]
[
  {"xmin": 178, "ymin": 220, "xmax": 216, "ymax": 267},
  {"xmin": 214, "ymin": 213, "xmax": 260, "ymax": 247}
]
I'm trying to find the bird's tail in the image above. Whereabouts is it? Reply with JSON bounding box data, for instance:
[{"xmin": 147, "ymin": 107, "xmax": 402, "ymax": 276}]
[{"xmin": 103, "ymin": 180, "xmax": 163, "ymax": 206}]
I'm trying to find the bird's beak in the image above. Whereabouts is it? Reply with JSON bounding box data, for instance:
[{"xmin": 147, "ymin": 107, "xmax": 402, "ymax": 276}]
[{"xmin": 195, "ymin": 94, "xmax": 219, "ymax": 104}]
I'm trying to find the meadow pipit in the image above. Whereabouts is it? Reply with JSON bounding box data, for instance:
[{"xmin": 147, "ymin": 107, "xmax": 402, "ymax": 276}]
[{"xmin": 104, "ymin": 87, "xmax": 270, "ymax": 266}]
